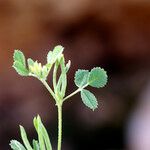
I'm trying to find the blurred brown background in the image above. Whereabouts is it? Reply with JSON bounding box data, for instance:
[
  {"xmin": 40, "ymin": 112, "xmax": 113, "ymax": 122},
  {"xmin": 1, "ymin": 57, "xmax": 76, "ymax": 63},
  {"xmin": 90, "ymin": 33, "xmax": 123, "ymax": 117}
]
[{"xmin": 0, "ymin": 0, "xmax": 150, "ymax": 150}]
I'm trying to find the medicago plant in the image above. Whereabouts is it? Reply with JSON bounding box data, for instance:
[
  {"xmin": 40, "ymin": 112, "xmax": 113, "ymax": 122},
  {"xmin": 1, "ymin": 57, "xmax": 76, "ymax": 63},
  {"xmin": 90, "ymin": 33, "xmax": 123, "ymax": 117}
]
[{"xmin": 10, "ymin": 45, "xmax": 108, "ymax": 150}]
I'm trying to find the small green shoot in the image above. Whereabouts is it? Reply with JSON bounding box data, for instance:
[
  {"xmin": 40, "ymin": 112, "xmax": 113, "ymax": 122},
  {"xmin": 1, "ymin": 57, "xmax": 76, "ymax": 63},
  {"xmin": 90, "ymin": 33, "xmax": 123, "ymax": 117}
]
[
  {"xmin": 11, "ymin": 45, "xmax": 108, "ymax": 150},
  {"xmin": 10, "ymin": 116, "xmax": 52, "ymax": 150}
]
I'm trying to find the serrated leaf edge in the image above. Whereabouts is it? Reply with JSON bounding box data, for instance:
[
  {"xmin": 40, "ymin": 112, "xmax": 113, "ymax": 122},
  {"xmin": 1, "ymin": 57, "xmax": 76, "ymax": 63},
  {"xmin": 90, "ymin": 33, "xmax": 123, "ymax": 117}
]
[
  {"xmin": 88, "ymin": 67, "xmax": 108, "ymax": 88},
  {"xmin": 74, "ymin": 69, "xmax": 89, "ymax": 88},
  {"xmin": 81, "ymin": 89, "xmax": 98, "ymax": 111}
]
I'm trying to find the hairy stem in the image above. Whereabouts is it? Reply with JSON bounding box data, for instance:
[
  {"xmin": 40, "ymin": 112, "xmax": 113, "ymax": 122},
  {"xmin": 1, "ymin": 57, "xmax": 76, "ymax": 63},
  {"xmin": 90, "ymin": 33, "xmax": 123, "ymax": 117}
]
[
  {"xmin": 57, "ymin": 104, "xmax": 63, "ymax": 150},
  {"xmin": 41, "ymin": 79, "xmax": 57, "ymax": 101},
  {"xmin": 63, "ymin": 88, "xmax": 81, "ymax": 102},
  {"xmin": 63, "ymin": 83, "xmax": 89, "ymax": 102}
]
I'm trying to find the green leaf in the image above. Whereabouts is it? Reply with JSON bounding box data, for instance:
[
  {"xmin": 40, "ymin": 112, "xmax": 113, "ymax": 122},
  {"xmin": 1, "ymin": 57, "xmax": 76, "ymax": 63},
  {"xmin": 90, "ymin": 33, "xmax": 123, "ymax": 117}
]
[
  {"xmin": 60, "ymin": 56, "xmax": 67, "ymax": 98},
  {"xmin": 27, "ymin": 58, "xmax": 34, "ymax": 67},
  {"xmin": 10, "ymin": 140, "xmax": 26, "ymax": 150},
  {"xmin": 88, "ymin": 67, "xmax": 107, "ymax": 88},
  {"xmin": 32, "ymin": 140, "xmax": 40, "ymax": 150},
  {"xmin": 47, "ymin": 51, "xmax": 53, "ymax": 63},
  {"xmin": 47, "ymin": 45, "xmax": 64, "ymax": 64},
  {"xmin": 20, "ymin": 126, "xmax": 33, "ymax": 150},
  {"xmin": 33, "ymin": 117, "xmax": 38, "ymax": 131},
  {"xmin": 13, "ymin": 50, "xmax": 29, "ymax": 76},
  {"xmin": 33, "ymin": 116, "xmax": 53, "ymax": 150},
  {"xmin": 65, "ymin": 60, "xmax": 71, "ymax": 72},
  {"xmin": 37, "ymin": 115, "xmax": 52, "ymax": 150},
  {"xmin": 81, "ymin": 89, "xmax": 98, "ymax": 110},
  {"xmin": 33, "ymin": 115, "xmax": 52, "ymax": 150},
  {"xmin": 56, "ymin": 75, "xmax": 63, "ymax": 95},
  {"xmin": 33, "ymin": 116, "xmax": 46, "ymax": 150},
  {"xmin": 13, "ymin": 50, "xmax": 26, "ymax": 66},
  {"xmin": 42, "ymin": 66, "xmax": 49, "ymax": 80},
  {"xmin": 56, "ymin": 60, "xmax": 71, "ymax": 96},
  {"xmin": 13, "ymin": 61, "xmax": 29, "ymax": 76},
  {"xmin": 74, "ymin": 70, "xmax": 89, "ymax": 88}
]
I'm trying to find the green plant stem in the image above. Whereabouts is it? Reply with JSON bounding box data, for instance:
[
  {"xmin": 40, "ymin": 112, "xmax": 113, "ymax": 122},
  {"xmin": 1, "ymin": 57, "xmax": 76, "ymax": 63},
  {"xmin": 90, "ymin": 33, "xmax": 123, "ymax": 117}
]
[
  {"xmin": 42, "ymin": 78, "xmax": 63, "ymax": 150},
  {"xmin": 63, "ymin": 84, "xmax": 89, "ymax": 102},
  {"xmin": 41, "ymin": 79, "xmax": 57, "ymax": 101},
  {"xmin": 57, "ymin": 104, "xmax": 63, "ymax": 150},
  {"xmin": 63, "ymin": 88, "xmax": 81, "ymax": 102}
]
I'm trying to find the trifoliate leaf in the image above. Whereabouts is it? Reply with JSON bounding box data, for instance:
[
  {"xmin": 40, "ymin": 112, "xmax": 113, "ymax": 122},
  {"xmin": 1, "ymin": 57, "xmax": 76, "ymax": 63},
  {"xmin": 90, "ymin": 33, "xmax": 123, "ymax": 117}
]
[
  {"xmin": 81, "ymin": 89, "xmax": 98, "ymax": 110},
  {"xmin": 10, "ymin": 140, "xmax": 26, "ymax": 150},
  {"xmin": 47, "ymin": 45, "xmax": 64, "ymax": 64},
  {"xmin": 13, "ymin": 50, "xmax": 29, "ymax": 76},
  {"xmin": 88, "ymin": 67, "xmax": 107, "ymax": 88},
  {"xmin": 74, "ymin": 70, "xmax": 89, "ymax": 88}
]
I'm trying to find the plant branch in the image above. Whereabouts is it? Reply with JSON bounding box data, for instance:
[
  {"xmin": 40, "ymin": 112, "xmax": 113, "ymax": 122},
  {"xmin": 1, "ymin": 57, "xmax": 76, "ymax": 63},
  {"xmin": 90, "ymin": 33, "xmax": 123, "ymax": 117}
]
[
  {"xmin": 63, "ymin": 84, "xmax": 89, "ymax": 102},
  {"xmin": 63, "ymin": 88, "xmax": 81, "ymax": 102},
  {"xmin": 41, "ymin": 79, "xmax": 57, "ymax": 101}
]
